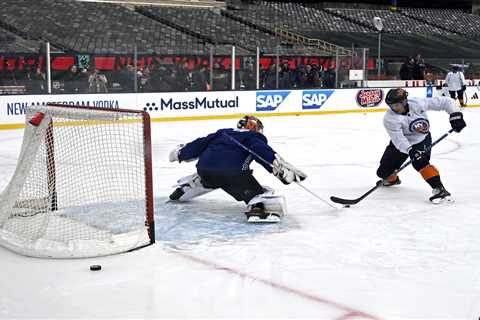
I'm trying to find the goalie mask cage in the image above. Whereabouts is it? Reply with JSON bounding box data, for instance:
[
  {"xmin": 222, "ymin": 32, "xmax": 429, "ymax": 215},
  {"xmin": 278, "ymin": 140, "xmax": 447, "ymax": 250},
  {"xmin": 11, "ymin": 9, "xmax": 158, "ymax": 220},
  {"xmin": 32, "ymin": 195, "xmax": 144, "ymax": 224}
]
[{"xmin": 0, "ymin": 103, "xmax": 155, "ymax": 258}]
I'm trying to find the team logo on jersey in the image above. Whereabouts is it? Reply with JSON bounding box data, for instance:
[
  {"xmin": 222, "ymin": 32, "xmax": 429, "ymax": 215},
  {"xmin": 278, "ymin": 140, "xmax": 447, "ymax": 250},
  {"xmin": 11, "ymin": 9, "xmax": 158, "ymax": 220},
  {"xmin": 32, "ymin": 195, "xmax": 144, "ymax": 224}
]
[
  {"xmin": 302, "ymin": 90, "xmax": 334, "ymax": 109},
  {"xmin": 256, "ymin": 91, "xmax": 290, "ymax": 111},
  {"xmin": 356, "ymin": 89, "xmax": 383, "ymax": 108},
  {"xmin": 409, "ymin": 118, "xmax": 430, "ymax": 134}
]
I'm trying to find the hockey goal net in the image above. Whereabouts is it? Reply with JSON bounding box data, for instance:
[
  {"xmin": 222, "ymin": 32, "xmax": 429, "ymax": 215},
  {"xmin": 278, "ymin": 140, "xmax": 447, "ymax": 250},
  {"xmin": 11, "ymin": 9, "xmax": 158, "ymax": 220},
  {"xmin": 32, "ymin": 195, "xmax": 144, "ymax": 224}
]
[{"xmin": 0, "ymin": 103, "xmax": 155, "ymax": 258}]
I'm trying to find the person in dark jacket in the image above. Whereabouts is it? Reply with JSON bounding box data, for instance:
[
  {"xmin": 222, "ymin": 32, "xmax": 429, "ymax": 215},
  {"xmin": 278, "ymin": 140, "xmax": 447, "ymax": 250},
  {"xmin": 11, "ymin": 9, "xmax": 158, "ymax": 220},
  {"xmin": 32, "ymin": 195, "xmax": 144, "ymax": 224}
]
[
  {"xmin": 168, "ymin": 115, "xmax": 306, "ymax": 222},
  {"xmin": 304, "ymin": 64, "xmax": 320, "ymax": 88},
  {"xmin": 63, "ymin": 65, "xmax": 88, "ymax": 94},
  {"xmin": 399, "ymin": 57, "xmax": 415, "ymax": 80},
  {"xmin": 413, "ymin": 53, "xmax": 426, "ymax": 80}
]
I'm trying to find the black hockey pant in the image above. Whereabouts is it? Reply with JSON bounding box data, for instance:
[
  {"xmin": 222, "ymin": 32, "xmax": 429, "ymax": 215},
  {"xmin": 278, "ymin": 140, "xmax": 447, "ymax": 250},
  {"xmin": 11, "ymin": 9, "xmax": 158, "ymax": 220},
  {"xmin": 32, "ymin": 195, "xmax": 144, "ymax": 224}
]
[
  {"xmin": 449, "ymin": 89, "xmax": 465, "ymax": 100},
  {"xmin": 198, "ymin": 169, "xmax": 265, "ymax": 204},
  {"xmin": 376, "ymin": 133, "xmax": 442, "ymax": 188}
]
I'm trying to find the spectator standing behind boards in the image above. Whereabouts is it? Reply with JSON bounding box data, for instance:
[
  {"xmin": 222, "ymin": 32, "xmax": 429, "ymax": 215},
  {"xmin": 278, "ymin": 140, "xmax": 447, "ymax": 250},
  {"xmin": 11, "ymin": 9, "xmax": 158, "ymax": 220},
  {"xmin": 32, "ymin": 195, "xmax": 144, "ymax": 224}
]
[
  {"xmin": 164, "ymin": 66, "xmax": 185, "ymax": 92},
  {"xmin": 413, "ymin": 53, "xmax": 426, "ymax": 80},
  {"xmin": 63, "ymin": 65, "xmax": 87, "ymax": 93},
  {"xmin": 118, "ymin": 64, "xmax": 135, "ymax": 92},
  {"xmin": 239, "ymin": 62, "xmax": 256, "ymax": 90},
  {"xmin": 304, "ymin": 64, "xmax": 320, "ymax": 89},
  {"xmin": 147, "ymin": 62, "xmax": 170, "ymax": 92},
  {"xmin": 138, "ymin": 65, "xmax": 151, "ymax": 92},
  {"xmin": 424, "ymin": 69, "xmax": 435, "ymax": 86},
  {"xmin": 87, "ymin": 67, "xmax": 108, "ymax": 93},
  {"xmin": 399, "ymin": 57, "xmax": 415, "ymax": 80},
  {"xmin": 322, "ymin": 63, "xmax": 336, "ymax": 88},
  {"xmin": 262, "ymin": 63, "xmax": 277, "ymax": 90},
  {"xmin": 176, "ymin": 61, "xmax": 191, "ymax": 92},
  {"xmin": 294, "ymin": 64, "xmax": 307, "ymax": 89},
  {"xmin": 445, "ymin": 65, "xmax": 467, "ymax": 107},
  {"xmin": 190, "ymin": 64, "xmax": 209, "ymax": 92},
  {"xmin": 212, "ymin": 62, "xmax": 229, "ymax": 91},
  {"xmin": 278, "ymin": 61, "xmax": 293, "ymax": 89},
  {"xmin": 25, "ymin": 66, "xmax": 46, "ymax": 94}
]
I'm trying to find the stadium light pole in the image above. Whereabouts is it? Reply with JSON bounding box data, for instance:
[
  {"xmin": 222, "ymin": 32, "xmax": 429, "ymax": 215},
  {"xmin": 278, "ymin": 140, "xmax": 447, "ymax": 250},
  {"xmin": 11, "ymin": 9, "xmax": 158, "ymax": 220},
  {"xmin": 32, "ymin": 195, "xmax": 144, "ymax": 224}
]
[{"xmin": 373, "ymin": 17, "xmax": 383, "ymax": 78}]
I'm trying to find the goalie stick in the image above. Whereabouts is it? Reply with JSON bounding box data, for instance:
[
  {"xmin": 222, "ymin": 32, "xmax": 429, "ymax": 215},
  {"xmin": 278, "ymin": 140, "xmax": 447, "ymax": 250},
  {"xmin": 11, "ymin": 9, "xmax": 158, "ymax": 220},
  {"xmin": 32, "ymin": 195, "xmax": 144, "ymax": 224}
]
[{"xmin": 330, "ymin": 128, "xmax": 455, "ymax": 206}]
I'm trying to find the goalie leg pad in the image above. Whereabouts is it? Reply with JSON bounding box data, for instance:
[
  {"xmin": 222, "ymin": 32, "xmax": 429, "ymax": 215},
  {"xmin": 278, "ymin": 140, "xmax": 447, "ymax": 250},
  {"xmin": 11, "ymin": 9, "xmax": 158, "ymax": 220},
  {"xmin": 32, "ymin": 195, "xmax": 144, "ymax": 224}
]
[
  {"xmin": 174, "ymin": 173, "xmax": 200, "ymax": 188},
  {"xmin": 246, "ymin": 192, "xmax": 287, "ymax": 223},
  {"xmin": 170, "ymin": 173, "xmax": 215, "ymax": 201}
]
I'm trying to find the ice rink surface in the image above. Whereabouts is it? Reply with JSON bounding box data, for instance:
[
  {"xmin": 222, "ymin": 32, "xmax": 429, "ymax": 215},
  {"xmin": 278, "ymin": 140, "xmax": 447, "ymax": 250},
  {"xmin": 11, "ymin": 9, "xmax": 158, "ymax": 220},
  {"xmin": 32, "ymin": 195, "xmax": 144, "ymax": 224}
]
[{"xmin": 1, "ymin": 108, "xmax": 480, "ymax": 319}]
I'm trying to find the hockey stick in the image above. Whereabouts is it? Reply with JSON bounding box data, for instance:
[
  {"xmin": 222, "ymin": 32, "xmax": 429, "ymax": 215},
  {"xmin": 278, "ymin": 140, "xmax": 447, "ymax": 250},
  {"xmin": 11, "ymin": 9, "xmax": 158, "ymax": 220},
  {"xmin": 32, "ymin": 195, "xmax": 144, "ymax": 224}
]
[
  {"xmin": 330, "ymin": 128, "xmax": 455, "ymax": 206},
  {"xmin": 222, "ymin": 132, "xmax": 337, "ymax": 209}
]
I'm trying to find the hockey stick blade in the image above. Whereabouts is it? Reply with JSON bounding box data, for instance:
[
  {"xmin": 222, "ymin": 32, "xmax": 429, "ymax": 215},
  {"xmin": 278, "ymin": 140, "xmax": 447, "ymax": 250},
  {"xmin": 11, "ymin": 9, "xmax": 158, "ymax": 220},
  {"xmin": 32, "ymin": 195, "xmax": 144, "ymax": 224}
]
[{"xmin": 330, "ymin": 180, "xmax": 383, "ymax": 205}]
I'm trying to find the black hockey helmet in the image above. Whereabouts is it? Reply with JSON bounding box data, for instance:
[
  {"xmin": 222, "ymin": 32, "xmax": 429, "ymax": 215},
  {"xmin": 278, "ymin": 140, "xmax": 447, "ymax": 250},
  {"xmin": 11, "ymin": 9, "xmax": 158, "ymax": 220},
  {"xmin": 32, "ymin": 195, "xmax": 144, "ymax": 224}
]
[
  {"xmin": 237, "ymin": 115, "xmax": 264, "ymax": 133},
  {"xmin": 385, "ymin": 88, "xmax": 408, "ymax": 108}
]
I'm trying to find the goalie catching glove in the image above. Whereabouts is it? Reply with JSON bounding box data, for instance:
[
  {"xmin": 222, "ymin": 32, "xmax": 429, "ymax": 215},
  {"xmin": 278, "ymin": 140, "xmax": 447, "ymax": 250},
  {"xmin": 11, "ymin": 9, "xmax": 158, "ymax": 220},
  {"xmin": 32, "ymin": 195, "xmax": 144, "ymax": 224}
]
[
  {"xmin": 272, "ymin": 154, "xmax": 307, "ymax": 185},
  {"xmin": 169, "ymin": 144, "xmax": 183, "ymax": 162},
  {"xmin": 169, "ymin": 144, "xmax": 197, "ymax": 163}
]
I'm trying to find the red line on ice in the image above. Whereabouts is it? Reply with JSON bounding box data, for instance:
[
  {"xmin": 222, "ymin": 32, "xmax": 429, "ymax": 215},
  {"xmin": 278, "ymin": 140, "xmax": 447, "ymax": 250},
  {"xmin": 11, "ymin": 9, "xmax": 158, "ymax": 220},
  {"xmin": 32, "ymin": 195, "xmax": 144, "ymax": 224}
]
[{"xmin": 173, "ymin": 250, "xmax": 381, "ymax": 320}]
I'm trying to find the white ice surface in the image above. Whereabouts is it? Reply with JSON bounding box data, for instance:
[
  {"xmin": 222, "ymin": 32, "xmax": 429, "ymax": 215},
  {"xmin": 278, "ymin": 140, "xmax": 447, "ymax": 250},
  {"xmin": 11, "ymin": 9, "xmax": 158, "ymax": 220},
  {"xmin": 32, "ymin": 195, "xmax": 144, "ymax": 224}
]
[{"xmin": 1, "ymin": 109, "xmax": 480, "ymax": 319}]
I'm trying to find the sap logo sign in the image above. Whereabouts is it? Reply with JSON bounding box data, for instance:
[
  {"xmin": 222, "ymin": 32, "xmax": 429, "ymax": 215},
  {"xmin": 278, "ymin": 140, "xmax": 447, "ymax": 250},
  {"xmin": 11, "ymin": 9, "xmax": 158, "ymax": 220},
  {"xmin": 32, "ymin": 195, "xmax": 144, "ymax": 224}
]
[
  {"xmin": 256, "ymin": 91, "xmax": 290, "ymax": 111},
  {"xmin": 302, "ymin": 90, "xmax": 334, "ymax": 109}
]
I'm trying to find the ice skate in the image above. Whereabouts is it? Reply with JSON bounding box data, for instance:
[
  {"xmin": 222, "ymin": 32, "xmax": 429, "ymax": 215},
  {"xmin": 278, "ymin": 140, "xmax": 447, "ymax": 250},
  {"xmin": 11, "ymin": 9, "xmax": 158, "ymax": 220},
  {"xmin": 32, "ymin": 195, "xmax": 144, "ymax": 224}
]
[
  {"xmin": 169, "ymin": 187, "xmax": 185, "ymax": 201},
  {"xmin": 429, "ymin": 185, "xmax": 454, "ymax": 204},
  {"xmin": 382, "ymin": 175, "xmax": 401, "ymax": 187},
  {"xmin": 245, "ymin": 203, "xmax": 281, "ymax": 223}
]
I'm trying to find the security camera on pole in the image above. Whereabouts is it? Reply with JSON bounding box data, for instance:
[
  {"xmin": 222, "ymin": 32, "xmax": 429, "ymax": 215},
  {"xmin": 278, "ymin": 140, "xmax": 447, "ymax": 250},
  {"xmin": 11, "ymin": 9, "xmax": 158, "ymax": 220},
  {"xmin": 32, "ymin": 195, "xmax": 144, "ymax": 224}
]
[{"xmin": 372, "ymin": 16, "xmax": 383, "ymax": 78}]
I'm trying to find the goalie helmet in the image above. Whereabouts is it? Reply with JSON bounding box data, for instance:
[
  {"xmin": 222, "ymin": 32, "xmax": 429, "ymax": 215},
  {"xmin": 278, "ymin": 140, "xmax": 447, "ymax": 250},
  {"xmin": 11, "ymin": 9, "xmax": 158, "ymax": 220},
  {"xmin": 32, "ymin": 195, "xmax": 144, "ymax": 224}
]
[
  {"xmin": 385, "ymin": 88, "xmax": 408, "ymax": 108},
  {"xmin": 237, "ymin": 115, "xmax": 264, "ymax": 133}
]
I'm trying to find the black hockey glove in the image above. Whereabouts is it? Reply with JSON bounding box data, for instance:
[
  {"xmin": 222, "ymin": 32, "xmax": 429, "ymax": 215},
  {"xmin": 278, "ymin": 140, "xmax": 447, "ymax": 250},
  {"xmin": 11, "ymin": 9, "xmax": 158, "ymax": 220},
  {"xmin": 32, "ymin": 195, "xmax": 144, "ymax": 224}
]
[
  {"xmin": 461, "ymin": 84, "xmax": 467, "ymax": 91},
  {"xmin": 408, "ymin": 146, "xmax": 427, "ymax": 163},
  {"xmin": 449, "ymin": 112, "xmax": 466, "ymax": 133}
]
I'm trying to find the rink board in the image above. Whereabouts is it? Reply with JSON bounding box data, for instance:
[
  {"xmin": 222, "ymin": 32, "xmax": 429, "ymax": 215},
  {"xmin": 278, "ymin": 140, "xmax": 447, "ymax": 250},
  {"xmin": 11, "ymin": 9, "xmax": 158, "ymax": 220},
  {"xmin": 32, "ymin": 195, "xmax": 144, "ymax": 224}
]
[{"xmin": 1, "ymin": 85, "xmax": 479, "ymax": 130}]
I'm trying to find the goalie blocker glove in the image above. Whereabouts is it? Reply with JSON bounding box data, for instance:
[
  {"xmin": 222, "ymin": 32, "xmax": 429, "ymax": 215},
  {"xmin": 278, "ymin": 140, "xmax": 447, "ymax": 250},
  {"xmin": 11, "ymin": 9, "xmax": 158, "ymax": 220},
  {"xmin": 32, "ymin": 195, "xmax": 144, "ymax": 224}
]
[
  {"xmin": 272, "ymin": 154, "xmax": 307, "ymax": 185},
  {"xmin": 449, "ymin": 112, "xmax": 466, "ymax": 133}
]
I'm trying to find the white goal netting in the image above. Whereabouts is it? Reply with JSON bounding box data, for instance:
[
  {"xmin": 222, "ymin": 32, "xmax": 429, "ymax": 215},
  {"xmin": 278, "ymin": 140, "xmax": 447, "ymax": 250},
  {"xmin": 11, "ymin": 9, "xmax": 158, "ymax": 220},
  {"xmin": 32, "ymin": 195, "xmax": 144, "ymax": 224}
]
[{"xmin": 0, "ymin": 104, "xmax": 155, "ymax": 258}]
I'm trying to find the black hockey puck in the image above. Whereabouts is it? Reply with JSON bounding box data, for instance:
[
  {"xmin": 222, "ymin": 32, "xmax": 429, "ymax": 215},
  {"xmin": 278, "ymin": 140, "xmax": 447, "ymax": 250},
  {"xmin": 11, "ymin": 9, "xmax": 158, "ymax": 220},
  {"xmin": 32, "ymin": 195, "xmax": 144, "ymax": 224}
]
[
  {"xmin": 344, "ymin": 205, "xmax": 350, "ymax": 208},
  {"xmin": 90, "ymin": 264, "xmax": 102, "ymax": 271}
]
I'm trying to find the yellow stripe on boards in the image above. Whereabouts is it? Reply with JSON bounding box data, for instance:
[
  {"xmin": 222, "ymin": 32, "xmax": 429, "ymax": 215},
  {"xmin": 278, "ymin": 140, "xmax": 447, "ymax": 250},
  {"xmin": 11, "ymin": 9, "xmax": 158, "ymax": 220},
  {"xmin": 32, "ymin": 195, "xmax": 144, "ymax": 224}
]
[{"xmin": 0, "ymin": 123, "xmax": 25, "ymax": 130}]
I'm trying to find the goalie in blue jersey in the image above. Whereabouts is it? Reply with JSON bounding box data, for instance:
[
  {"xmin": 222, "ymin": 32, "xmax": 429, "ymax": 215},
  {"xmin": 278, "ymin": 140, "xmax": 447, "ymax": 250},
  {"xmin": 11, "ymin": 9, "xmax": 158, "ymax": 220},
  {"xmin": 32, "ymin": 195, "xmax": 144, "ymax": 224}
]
[{"xmin": 168, "ymin": 115, "xmax": 307, "ymax": 222}]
